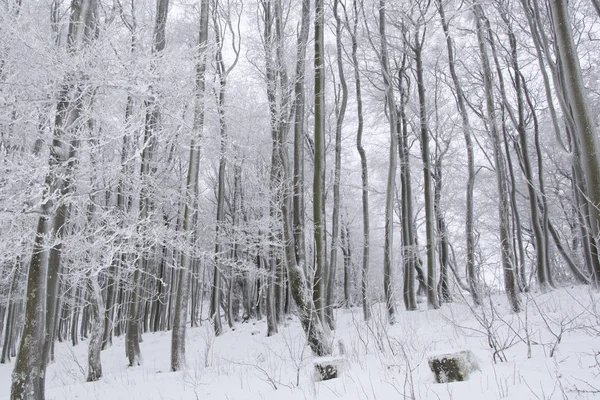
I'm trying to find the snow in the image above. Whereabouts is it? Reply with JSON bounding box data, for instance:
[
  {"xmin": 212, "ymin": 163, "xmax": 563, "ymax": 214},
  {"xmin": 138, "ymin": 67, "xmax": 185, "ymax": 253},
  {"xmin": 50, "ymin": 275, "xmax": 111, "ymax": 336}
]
[{"xmin": 1, "ymin": 286, "xmax": 600, "ymax": 399}]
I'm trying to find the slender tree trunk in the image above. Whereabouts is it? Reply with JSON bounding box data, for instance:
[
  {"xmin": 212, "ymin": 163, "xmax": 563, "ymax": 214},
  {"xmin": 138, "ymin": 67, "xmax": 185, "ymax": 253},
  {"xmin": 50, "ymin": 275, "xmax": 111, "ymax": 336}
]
[
  {"xmin": 341, "ymin": 223, "xmax": 353, "ymax": 306},
  {"xmin": 171, "ymin": 0, "xmax": 208, "ymax": 371},
  {"xmin": 490, "ymin": 8, "xmax": 550, "ymax": 290},
  {"xmin": 255, "ymin": 0, "xmax": 330, "ymax": 356},
  {"xmin": 127, "ymin": 0, "xmax": 169, "ymax": 366},
  {"xmin": 126, "ymin": 267, "xmax": 142, "ymax": 366},
  {"xmin": 344, "ymin": 0, "xmax": 371, "ymax": 321},
  {"xmin": 324, "ymin": 0, "xmax": 348, "ymax": 330},
  {"xmin": 1, "ymin": 258, "xmax": 21, "ymax": 364},
  {"xmin": 394, "ymin": 49, "xmax": 418, "ymax": 310},
  {"xmin": 292, "ymin": 0, "xmax": 310, "ymax": 270},
  {"xmin": 313, "ymin": 0, "xmax": 327, "ymax": 324},
  {"xmin": 413, "ymin": 24, "xmax": 440, "ymax": 310},
  {"xmin": 436, "ymin": 0, "xmax": 480, "ymax": 305},
  {"xmin": 379, "ymin": 0, "xmax": 398, "ymax": 324},
  {"xmin": 261, "ymin": 0, "xmax": 280, "ymax": 337},
  {"xmin": 472, "ymin": 3, "xmax": 521, "ymax": 312}
]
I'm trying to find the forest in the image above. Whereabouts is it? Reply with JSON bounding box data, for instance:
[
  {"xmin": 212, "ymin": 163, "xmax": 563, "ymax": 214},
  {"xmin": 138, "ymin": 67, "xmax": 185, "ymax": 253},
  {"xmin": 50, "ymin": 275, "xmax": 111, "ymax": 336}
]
[{"xmin": 1, "ymin": 0, "xmax": 600, "ymax": 398}]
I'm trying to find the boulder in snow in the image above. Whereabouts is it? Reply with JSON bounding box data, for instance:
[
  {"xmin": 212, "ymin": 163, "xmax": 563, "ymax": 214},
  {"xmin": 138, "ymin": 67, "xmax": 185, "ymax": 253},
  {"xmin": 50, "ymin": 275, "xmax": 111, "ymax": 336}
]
[
  {"xmin": 313, "ymin": 357, "xmax": 346, "ymax": 381},
  {"xmin": 428, "ymin": 350, "xmax": 479, "ymax": 383}
]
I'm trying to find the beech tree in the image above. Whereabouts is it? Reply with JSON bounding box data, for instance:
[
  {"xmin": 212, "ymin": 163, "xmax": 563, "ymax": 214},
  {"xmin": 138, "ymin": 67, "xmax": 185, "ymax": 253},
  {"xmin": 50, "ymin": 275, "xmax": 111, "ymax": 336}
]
[
  {"xmin": 11, "ymin": 1, "xmax": 99, "ymax": 398},
  {"xmin": 5, "ymin": 0, "xmax": 600, "ymax": 389},
  {"xmin": 171, "ymin": 0, "xmax": 210, "ymax": 371}
]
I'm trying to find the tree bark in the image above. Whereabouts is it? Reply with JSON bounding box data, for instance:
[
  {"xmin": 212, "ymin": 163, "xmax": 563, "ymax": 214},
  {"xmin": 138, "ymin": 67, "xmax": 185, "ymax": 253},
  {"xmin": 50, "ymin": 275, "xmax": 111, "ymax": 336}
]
[
  {"xmin": 11, "ymin": 1, "xmax": 98, "ymax": 398},
  {"xmin": 344, "ymin": 0, "xmax": 371, "ymax": 321},
  {"xmin": 436, "ymin": 0, "xmax": 480, "ymax": 305},
  {"xmin": 325, "ymin": 0, "xmax": 348, "ymax": 330},
  {"xmin": 413, "ymin": 22, "xmax": 440, "ymax": 310},
  {"xmin": 472, "ymin": 2, "xmax": 521, "ymax": 312},
  {"xmin": 86, "ymin": 271, "xmax": 104, "ymax": 382},
  {"xmin": 171, "ymin": 0, "xmax": 209, "ymax": 370},
  {"xmin": 549, "ymin": 0, "xmax": 600, "ymax": 285},
  {"xmin": 313, "ymin": 0, "xmax": 327, "ymax": 324},
  {"xmin": 379, "ymin": 0, "xmax": 398, "ymax": 324}
]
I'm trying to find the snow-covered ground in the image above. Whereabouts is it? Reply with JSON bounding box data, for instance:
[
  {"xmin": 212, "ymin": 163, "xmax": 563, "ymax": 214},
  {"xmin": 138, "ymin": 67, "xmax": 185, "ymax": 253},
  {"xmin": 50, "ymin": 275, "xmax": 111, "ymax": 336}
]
[{"xmin": 2, "ymin": 286, "xmax": 600, "ymax": 399}]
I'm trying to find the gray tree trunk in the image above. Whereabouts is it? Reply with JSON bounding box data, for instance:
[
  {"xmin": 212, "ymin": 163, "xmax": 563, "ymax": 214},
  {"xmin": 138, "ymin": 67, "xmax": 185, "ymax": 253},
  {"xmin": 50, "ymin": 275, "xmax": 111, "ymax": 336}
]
[
  {"xmin": 325, "ymin": 0, "xmax": 348, "ymax": 330},
  {"xmin": 104, "ymin": 4, "xmax": 137, "ymax": 349},
  {"xmin": 171, "ymin": 0, "xmax": 209, "ymax": 370},
  {"xmin": 412, "ymin": 22, "xmax": 440, "ymax": 310},
  {"xmin": 256, "ymin": 0, "xmax": 331, "ymax": 356},
  {"xmin": 490, "ymin": 6, "xmax": 551, "ymax": 290},
  {"xmin": 395, "ymin": 50, "xmax": 418, "ymax": 311},
  {"xmin": 127, "ymin": 0, "xmax": 169, "ymax": 366},
  {"xmin": 550, "ymin": 0, "xmax": 600, "ymax": 284},
  {"xmin": 11, "ymin": 1, "xmax": 98, "ymax": 398},
  {"xmin": 344, "ymin": 0, "xmax": 371, "ymax": 321},
  {"xmin": 292, "ymin": 0, "xmax": 310, "ymax": 270},
  {"xmin": 472, "ymin": 3, "xmax": 521, "ymax": 312},
  {"xmin": 86, "ymin": 271, "xmax": 104, "ymax": 382},
  {"xmin": 436, "ymin": 0, "xmax": 480, "ymax": 305},
  {"xmin": 313, "ymin": 0, "xmax": 327, "ymax": 324},
  {"xmin": 379, "ymin": 0, "xmax": 398, "ymax": 324}
]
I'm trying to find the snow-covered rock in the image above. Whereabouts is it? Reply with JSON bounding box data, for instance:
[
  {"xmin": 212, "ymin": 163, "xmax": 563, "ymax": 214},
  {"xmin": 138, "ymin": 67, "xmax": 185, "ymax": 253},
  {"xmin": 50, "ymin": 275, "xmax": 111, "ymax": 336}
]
[{"xmin": 428, "ymin": 350, "xmax": 479, "ymax": 383}]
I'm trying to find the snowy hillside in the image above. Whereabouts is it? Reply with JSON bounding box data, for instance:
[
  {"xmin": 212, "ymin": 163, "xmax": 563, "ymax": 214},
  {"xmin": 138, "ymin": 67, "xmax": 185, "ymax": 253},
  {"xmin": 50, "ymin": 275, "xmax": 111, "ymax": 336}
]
[{"xmin": 2, "ymin": 286, "xmax": 599, "ymax": 400}]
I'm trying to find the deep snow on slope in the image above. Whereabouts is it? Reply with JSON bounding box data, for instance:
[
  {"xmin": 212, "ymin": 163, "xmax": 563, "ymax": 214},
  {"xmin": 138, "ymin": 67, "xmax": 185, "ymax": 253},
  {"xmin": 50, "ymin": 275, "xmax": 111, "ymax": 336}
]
[{"xmin": 1, "ymin": 286, "xmax": 600, "ymax": 400}]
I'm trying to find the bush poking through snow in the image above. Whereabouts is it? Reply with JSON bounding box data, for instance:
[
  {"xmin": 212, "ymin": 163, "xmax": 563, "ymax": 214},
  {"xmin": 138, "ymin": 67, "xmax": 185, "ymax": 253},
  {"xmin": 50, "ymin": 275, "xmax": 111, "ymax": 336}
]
[{"xmin": 428, "ymin": 350, "xmax": 479, "ymax": 383}]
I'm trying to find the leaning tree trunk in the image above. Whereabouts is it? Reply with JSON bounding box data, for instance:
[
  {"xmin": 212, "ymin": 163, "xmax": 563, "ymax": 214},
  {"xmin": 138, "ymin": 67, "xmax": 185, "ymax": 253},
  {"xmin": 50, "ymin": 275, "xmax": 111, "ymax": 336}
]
[{"xmin": 550, "ymin": 0, "xmax": 600, "ymax": 284}]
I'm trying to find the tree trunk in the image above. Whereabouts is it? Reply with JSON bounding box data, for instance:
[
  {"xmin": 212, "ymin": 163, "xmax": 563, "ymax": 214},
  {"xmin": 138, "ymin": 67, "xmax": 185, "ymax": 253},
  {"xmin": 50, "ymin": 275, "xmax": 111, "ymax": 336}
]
[
  {"xmin": 11, "ymin": 2, "xmax": 98, "ymax": 398},
  {"xmin": 313, "ymin": 0, "xmax": 327, "ymax": 324},
  {"xmin": 86, "ymin": 271, "xmax": 104, "ymax": 382},
  {"xmin": 395, "ymin": 51, "xmax": 418, "ymax": 310},
  {"xmin": 436, "ymin": 0, "xmax": 480, "ymax": 305},
  {"xmin": 171, "ymin": 0, "xmax": 209, "ymax": 371},
  {"xmin": 490, "ymin": 7, "xmax": 550, "ymax": 290},
  {"xmin": 344, "ymin": 0, "xmax": 371, "ymax": 321},
  {"xmin": 292, "ymin": 0, "xmax": 310, "ymax": 271},
  {"xmin": 325, "ymin": 0, "xmax": 348, "ymax": 330},
  {"xmin": 379, "ymin": 0, "xmax": 398, "ymax": 324},
  {"xmin": 550, "ymin": 0, "xmax": 600, "ymax": 284},
  {"xmin": 413, "ymin": 24, "xmax": 440, "ymax": 310},
  {"xmin": 472, "ymin": 3, "xmax": 521, "ymax": 312},
  {"xmin": 1, "ymin": 258, "xmax": 21, "ymax": 364}
]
